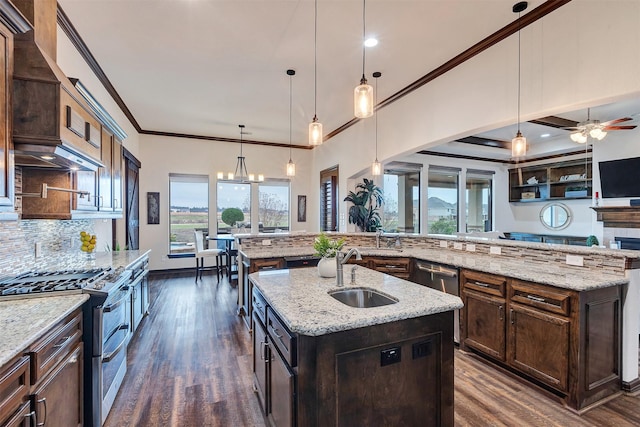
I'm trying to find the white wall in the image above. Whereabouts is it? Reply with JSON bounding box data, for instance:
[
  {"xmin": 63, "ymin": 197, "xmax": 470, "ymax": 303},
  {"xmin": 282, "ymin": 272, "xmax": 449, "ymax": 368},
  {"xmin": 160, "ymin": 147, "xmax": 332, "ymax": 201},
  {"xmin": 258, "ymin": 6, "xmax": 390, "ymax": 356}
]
[{"xmin": 139, "ymin": 134, "xmax": 313, "ymax": 270}]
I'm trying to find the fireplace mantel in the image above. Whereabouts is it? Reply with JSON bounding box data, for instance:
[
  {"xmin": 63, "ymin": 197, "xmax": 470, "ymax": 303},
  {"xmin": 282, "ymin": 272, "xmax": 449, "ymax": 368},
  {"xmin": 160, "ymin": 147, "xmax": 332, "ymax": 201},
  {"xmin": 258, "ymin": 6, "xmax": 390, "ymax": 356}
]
[{"xmin": 591, "ymin": 206, "xmax": 640, "ymax": 228}]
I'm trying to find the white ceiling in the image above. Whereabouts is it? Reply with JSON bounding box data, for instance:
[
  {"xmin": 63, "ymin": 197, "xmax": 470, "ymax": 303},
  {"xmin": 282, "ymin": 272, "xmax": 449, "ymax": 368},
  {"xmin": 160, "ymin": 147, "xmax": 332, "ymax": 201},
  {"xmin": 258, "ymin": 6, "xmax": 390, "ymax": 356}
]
[{"xmin": 56, "ymin": 0, "xmax": 638, "ymax": 158}]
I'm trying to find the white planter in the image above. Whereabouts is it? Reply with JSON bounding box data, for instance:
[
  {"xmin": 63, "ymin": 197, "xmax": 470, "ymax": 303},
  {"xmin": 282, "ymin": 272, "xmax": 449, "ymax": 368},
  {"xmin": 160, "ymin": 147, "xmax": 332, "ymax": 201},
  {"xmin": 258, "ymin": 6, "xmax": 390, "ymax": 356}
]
[{"xmin": 317, "ymin": 257, "xmax": 336, "ymax": 278}]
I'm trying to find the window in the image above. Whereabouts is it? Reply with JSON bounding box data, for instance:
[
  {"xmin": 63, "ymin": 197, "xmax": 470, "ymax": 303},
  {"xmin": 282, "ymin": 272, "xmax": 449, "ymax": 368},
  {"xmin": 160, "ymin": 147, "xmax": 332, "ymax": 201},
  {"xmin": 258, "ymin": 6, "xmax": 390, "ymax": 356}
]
[
  {"xmin": 217, "ymin": 181, "xmax": 251, "ymax": 233},
  {"xmin": 258, "ymin": 181, "xmax": 290, "ymax": 232},
  {"xmin": 320, "ymin": 166, "xmax": 339, "ymax": 232},
  {"xmin": 466, "ymin": 170, "xmax": 493, "ymax": 232},
  {"xmin": 169, "ymin": 174, "xmax": 208, "ymax": 254},
  {"xmin": 383, "ymin": 170, "xmax": 420, "ymax": 233},
  {"xmin": 427, "ymin": 167, "xmax": 460, "ymax": 235}
]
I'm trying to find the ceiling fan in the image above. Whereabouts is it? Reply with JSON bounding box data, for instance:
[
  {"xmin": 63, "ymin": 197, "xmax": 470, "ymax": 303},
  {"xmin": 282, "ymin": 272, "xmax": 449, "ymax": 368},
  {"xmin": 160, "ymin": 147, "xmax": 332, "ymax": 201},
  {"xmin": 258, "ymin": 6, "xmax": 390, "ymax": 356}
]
[{"xmin": 566, "ymin": 108, "xmax": 637, "ymax": 143}]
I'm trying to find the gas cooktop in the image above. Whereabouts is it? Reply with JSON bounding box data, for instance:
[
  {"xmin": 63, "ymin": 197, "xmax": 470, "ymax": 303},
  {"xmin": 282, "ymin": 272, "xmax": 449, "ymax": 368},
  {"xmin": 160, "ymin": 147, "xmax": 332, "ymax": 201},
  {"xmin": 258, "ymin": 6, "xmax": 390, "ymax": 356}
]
[{"xmin": 0, "ymin": 267, "xmax": 129, "ymax": 298}]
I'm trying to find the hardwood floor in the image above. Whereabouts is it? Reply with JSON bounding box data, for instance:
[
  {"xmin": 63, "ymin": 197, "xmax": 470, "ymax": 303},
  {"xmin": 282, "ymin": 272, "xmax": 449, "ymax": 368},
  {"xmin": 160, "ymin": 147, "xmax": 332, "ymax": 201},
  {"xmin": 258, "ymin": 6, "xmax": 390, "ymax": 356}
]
[{"xmin": 105, "ymin": 272, "xmax": 640, "ymax": 427}]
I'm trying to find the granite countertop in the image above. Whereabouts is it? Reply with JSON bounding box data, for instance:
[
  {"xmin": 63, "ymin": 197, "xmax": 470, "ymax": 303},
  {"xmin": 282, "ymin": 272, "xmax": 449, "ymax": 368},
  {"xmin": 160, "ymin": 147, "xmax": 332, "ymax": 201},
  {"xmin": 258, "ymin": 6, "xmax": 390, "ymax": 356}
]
[
  {"xmin": 0, "ymin": 294, "xmax": 89, "ymax": 366},
  {"xmin": 249, "ymin": 267, "xmax": 463, "ymax": 336},
  {"xmin": 240, "ymin": 246, "xmax": 627, "ymax": 292}
]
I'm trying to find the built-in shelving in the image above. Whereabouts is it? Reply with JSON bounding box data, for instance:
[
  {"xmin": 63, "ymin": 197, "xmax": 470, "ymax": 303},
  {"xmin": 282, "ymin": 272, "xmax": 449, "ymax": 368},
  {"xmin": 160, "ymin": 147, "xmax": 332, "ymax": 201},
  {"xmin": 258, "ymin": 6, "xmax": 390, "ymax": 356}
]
[{"xmin": 509, "ymin": 158, "xmax": 592, "ymax": 203}]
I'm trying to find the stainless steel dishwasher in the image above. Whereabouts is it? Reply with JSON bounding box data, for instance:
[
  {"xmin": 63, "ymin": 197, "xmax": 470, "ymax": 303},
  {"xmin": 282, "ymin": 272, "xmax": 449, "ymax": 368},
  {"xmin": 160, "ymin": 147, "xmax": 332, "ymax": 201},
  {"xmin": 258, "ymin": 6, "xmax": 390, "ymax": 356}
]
[{"xmin": 413, "ymin": 260, "xmax": 460, "ymax": 343}]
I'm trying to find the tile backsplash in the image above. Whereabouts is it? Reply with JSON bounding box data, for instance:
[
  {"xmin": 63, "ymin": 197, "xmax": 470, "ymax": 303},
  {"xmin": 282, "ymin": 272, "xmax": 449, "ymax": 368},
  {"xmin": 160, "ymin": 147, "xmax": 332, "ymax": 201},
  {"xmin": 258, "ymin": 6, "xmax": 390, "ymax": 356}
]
[{"xmin": 0, "ymin": 219, "xmax": 95, "ymax": 276}]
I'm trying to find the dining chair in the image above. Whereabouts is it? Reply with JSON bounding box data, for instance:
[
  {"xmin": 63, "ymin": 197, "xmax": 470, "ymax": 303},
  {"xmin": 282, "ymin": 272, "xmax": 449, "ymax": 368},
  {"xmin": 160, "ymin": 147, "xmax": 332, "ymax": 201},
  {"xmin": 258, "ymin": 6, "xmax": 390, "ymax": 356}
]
[{"xmin": 194, "ymin": 230, "xmax": 225, "ymax": 283}]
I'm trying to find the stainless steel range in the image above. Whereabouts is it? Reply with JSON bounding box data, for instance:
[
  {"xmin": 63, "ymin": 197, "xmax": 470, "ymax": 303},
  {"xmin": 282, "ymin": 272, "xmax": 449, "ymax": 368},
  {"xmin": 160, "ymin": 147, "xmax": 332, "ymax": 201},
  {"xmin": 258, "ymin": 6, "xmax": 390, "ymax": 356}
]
[{"xmin": 0, "ymin": 266, "xmax": 133, "ymax": 426}]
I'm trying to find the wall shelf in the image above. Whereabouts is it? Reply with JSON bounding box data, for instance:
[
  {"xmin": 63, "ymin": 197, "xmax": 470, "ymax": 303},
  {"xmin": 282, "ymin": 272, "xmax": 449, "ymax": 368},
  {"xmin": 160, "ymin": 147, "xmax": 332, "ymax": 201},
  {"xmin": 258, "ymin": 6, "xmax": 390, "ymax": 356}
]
[{"xmin": 509, "ymin": 158, "xmax": 592, "ymax": 203}]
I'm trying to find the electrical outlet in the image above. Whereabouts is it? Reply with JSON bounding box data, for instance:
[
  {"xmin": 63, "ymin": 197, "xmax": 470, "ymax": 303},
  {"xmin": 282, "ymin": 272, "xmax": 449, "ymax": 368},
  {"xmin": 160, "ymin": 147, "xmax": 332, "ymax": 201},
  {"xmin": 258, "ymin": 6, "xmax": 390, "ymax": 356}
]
[
  {"xmin": 566, "ymin": 254, "xmax": 584, "ymax": 266},
  {"xmin": 466, "ymin": 244, "xmax": 476, "ymax": 252},
  {"xmin": 453, "ymin": 242, "xmax": 463, "ymax": 250},
  {"xmin": 490, "ymin": 246, "xmax": 502, "ymax": 255},
  {"xmin": 412, "ymin": 340, "xmax": 432, "ymax": 359},
  {"xmin": 439, "ymin": 240, "xmax": 448, "ymax": 248},
  {"xmin": 380, "ymin": 347, "xmax": 401, "ymax": 366},
  {"xmin": 262, "ymin": 239, "xmax": 271, "ymax": 246}
]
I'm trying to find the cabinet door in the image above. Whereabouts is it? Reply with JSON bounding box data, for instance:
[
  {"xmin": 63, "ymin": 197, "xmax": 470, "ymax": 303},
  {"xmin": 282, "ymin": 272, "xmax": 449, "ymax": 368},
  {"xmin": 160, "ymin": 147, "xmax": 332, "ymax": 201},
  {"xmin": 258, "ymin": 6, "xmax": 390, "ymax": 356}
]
[
  {"xmin": 73, "ymin": 170, "xmax": 98, "ymax": 211},
  {"xmin": 98, "ymin": 128, "xmax": 114, "ymax": 211},
  {"xmin": 0, "ymin": 22, "xmax": 13, "ymax": 211},
  {"xmin": 32, "ymin": 343, "xmax": 83, "ymax": 427},
  {"xmin": 131, "ymin": 281, "xmax": 143, "ymax": 333},
  {"xmin": 112, "ymin": 138, "xmax": 124, "ymax": 213},
  {"xmin": 508, "ymin": 304, "xmax": 569, "ymax": 392},
  {"xmin": 462, "ymin": 289, "xmax": 506, "ymax": 361},
  {"xmin": 269, "ymin": 347, "xmax": 294, "ymax": 427},
  {"xmin": 2, "ymin": 401, "xmax": 33, "ymax": 427},
  {"xmin": 252, "ymin": 315, "xmax": 268, "ymax": 413}
]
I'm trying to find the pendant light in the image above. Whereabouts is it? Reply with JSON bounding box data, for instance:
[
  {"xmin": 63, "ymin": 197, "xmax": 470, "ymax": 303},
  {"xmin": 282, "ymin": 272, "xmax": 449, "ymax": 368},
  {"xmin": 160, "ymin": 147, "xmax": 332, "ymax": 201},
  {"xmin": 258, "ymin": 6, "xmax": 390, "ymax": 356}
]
[
  {"xmin": 354, "ymin": 0, "xmax": 373, "ymax": 119},
  {"xmin": 511, "ymin": 1, "xmax": 528, "ymax": 159},
  {"xmin": 371, "ymin": 71, "xmax": 381, "ymax": 176},
  {"xmin": 217, "ymin": 125, "xmax": 264, "ymax": 182},
  {"xmin": 309, "ymin": 0, "xmax": 323, "ymax": 145},
  {"xmin": 286, "ymin": 69, "xmax": 296, "ymax": 177}
]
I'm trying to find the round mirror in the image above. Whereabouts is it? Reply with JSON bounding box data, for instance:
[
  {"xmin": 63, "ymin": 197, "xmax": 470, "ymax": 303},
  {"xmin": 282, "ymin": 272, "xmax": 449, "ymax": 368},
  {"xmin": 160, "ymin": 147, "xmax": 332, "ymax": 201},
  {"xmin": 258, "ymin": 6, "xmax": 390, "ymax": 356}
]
[{"xmin": 540, "ymin": 203, "xmax": 571, "ymax": 230}]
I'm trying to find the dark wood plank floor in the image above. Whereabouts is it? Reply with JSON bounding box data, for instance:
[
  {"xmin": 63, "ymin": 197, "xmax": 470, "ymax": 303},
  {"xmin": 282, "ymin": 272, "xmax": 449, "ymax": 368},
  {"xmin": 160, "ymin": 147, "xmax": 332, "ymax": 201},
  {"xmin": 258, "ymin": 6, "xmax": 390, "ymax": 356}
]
[{"xmin": 105, "ymin": 272, "xmax": 640, "ymax": 427}]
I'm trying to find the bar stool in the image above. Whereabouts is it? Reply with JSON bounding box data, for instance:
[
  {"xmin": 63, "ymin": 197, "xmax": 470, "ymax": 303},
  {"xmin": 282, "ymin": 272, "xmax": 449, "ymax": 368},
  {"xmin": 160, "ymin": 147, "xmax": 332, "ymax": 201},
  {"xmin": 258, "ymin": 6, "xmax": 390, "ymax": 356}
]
[{"xmin": 194, "ymin": 230, "xmax": 225, "ymax": 283}]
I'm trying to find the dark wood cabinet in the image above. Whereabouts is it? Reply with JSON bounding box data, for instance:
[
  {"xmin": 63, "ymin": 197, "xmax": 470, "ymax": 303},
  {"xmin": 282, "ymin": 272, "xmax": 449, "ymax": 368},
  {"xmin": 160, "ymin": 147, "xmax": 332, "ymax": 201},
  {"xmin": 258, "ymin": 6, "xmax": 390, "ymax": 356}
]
[
  {"xmin": 242, "ymin": 257, "xmax": 285, "ymax": 330},
  {"xmin": 252, "ymin": 312, "xmax": 268, "ymax": 413},
  {"xmin": 0, "ymin": 356, "xmax": 30, "ymax": 426},
  {"xmin": 0, "ymin": 19, "xmax": 14, "ymax": 214},
  {"xmin": 31, "ymin": 343, "xmax": 83, "ymax": 427},
  {"xmin": 369, "ymin": 257, "xmax": 412, "ymax": 279},
  {"xmin": 460, "ymin": 269, "xmax": 621, "ymax": 410},
  {"xmin": 2, "ymin": 401, "xmax": 32, "ymax": 427}
]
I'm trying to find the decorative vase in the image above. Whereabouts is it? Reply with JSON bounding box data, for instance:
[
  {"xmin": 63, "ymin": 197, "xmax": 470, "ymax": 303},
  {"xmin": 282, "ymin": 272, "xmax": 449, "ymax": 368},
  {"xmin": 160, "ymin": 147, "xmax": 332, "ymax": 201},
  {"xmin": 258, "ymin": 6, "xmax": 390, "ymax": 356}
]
[{"xmin": 317, "ymin": 257, "xmax": 336, "ymax": 278}]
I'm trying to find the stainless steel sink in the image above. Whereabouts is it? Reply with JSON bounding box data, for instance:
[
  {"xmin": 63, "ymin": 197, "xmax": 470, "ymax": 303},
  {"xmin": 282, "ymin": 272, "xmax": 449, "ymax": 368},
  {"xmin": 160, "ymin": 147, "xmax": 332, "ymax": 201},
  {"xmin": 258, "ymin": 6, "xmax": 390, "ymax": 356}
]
[{"xmin": 329, "ymin": 287, "xmax": 398, "ymax": 308}]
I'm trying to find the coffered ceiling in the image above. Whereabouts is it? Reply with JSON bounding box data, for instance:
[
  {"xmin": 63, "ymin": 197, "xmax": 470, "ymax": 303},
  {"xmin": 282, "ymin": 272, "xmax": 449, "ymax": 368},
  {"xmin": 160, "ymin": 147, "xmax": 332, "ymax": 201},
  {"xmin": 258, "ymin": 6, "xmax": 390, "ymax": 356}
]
[{"xmin": 56, "ymin": 0, "xmax": 637, "ymax": 158}]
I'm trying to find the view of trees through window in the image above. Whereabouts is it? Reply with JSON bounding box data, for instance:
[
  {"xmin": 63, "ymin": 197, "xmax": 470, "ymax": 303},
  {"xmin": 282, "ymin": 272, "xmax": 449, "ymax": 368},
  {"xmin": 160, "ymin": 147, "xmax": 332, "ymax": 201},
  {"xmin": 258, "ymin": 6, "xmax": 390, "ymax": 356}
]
[
  {"xmin": 169, "ymin": 174, "xmax": 208, "ymax": 254},
  {"xmin": 217, "ymin": 182, "xmax": 251, "ymax": 232},
  {"xmin": 466, "ymin": 172, "xmax": 493, "ymax": 232},
  {"xmin": 259, "ymin": 182, "xmax": 289, "ymax": 231},
  {"xmin": 383, "ymin": 172, "xmax": 420, "ymax": 233},
  {"xmin": 427, "ymin": 168, "xmax": 459, "ymax": 235}
]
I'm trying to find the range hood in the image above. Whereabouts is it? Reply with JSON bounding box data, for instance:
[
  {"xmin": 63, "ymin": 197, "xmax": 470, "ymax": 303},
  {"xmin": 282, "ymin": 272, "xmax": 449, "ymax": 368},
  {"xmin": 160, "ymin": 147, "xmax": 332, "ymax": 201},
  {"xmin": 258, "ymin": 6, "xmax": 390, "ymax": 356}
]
[{"xmin": 12, "ymin": 0, "xmax": 103, "ymax": 172}]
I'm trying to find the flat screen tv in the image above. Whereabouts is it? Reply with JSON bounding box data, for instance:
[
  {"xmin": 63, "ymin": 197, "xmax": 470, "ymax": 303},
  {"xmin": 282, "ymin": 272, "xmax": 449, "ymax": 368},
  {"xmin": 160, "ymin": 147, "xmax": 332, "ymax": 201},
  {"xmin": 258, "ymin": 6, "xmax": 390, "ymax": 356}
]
[{"xmin": 599, "ymin": 156, "xmax": 640, "ymax": 198}]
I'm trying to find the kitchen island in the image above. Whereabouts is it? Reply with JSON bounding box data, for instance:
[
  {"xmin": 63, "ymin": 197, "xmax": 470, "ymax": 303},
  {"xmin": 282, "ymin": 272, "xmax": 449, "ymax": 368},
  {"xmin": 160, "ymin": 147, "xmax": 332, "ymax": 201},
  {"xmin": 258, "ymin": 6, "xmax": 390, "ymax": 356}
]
[{"xmin": 249, "ymin": 266, "xmax": 463, "ymax": 427}]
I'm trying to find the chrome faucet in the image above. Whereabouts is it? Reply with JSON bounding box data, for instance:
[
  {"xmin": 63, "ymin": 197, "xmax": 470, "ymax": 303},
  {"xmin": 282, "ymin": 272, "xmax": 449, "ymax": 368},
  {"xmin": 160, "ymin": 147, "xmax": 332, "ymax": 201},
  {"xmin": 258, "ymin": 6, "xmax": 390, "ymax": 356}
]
[{"xmin": 336, "ymin": 248, "xmax": 362, "ymax": 286}]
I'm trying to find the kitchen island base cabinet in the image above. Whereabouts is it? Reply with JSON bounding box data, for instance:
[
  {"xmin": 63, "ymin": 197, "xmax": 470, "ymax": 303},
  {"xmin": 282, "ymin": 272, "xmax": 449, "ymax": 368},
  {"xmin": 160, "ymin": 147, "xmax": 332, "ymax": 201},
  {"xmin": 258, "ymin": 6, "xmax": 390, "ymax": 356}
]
[{"xmin": 460, "ymin": 269, "xmax": 621, "ymax": 412}]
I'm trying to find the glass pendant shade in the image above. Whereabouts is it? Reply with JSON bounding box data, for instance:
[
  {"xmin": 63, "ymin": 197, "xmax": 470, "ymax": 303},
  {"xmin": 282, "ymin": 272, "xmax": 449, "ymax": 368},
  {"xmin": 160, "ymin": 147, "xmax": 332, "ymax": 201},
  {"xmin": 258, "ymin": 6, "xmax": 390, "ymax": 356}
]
[
  {"xmin": 309, "ymin": 116, "xmax": 323, "ymax": 145},
  {"xmin": 372, "ymin": 159, "xmax": 381, "ymax": 176},
  {"xmin": 354, "ymin": 77, "xmax": 374, "ymax": 118},
  {"xmin": 570, "ymin": 131, "xmax": 587, "ymax": 144},
  {"xmin": 286, "ymin": 159, "xmax": 296, "ymax": 177},
  {"xmin": 589, "ymin": 127, "xmax": 606, "ymax": 140},
  {"xmin": 511, "ymin": 131, "xmax": 527, "ymax": 157}
]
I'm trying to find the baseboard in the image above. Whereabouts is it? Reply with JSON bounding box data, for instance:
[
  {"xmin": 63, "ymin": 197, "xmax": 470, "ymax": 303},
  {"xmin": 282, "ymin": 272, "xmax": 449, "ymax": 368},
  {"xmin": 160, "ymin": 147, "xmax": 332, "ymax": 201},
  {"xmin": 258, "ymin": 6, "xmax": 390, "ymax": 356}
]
[{"xmin": 622, "ymin": 378, "xmax": 640, "ymax": 393}]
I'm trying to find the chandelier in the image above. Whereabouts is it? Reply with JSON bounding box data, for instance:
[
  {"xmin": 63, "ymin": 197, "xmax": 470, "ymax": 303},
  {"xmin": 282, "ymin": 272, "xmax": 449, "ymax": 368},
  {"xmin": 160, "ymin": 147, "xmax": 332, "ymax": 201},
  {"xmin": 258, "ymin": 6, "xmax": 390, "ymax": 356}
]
[{"xmin": 217, "ymin": 125, "xmax": 264, "ymax": 182}]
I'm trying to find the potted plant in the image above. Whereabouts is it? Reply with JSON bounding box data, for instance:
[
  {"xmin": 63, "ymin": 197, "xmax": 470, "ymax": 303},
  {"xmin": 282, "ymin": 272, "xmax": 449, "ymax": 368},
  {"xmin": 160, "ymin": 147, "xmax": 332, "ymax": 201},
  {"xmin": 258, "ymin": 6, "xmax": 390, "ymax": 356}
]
[
  {"xmin": 313, "ymin": 233, "xmax": 346, "ymax": 277},
  {"xmin": 586, "ymin": 235, "xmax": 599, "ymax": 247},
  {"xmin": 344, "ymin": 178, "xmax": 384, "ymax": 232}
]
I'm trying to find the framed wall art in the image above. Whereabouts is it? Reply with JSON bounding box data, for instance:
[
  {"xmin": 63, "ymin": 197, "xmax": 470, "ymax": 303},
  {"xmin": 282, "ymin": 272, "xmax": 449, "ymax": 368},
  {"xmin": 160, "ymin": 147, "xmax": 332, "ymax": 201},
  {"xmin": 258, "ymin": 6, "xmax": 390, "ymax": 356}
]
[
  {"xmin": 147, "ymin": 192, "xmax": 160, "ymax": 224},
  {"xmin": 297, "ymin": 195, "xmax": 307, "ymax": 222}
]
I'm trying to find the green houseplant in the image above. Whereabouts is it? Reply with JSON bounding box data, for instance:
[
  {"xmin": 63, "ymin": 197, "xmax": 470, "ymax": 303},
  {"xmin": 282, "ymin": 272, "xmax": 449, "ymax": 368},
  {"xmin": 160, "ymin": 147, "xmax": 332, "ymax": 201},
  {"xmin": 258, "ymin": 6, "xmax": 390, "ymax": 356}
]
[
  {"xmin": 343, "ymin": 178, "xmax": 384, "ymax": 232},
  {"xmin": 313, "ymin": 233, "xmax": 346, "ymax": 278},
  {"xmin": 586, "ymin": 235, "xmax": 599, "ymax": 247}
]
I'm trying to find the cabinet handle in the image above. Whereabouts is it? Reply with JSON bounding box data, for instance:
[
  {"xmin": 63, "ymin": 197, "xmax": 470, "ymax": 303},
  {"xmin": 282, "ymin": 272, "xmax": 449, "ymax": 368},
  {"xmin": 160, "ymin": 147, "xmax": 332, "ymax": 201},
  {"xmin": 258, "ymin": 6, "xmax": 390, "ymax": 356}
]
[
  {"xmin": 261, "ymin": 266, "xmax": 275, "ymax": 270},
  {"xmin": 526, "ymin": 294, "xmax": 546, "ymax": 303},
  {"xmin": 36, "ymin": 397, "xmax": 47, "ymax": 426},
  {"xmin": 261, "ymin": 341, "xmax": 269, "ymax": 363},
  {"xmin": 385, "ymin": 265, "xmax": 400, "ymax": 269},
  {"xmin": 272, "ymin": 328, "xmax": 283, "ymax": 340},
  {"xmin": 26, "ymin": 410, "xmax": 36, "ymax": 427},
  {"xmin": 474, "ymin": 281, "xmax": 490, "ymax": 288},
  {"xmin": 53, "ymin": 335, "xmax": 71, "ymax": 349},
  {"xmin": 498, "ymin": 306, "xmax": 504, "ymax": 321},
  {"xmin": 510, "ymin": 309, "xmax": 515, "ymax": 325}
]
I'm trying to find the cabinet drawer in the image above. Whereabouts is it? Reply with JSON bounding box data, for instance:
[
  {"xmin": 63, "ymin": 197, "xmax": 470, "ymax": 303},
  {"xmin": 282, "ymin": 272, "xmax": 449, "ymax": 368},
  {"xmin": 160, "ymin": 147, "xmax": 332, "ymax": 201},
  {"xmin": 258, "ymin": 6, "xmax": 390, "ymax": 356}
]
[
  {"xmin": 0, "ymin": 356, "xmax": 29, "ymax": 425},
  {"xmin": 510, "ymin": 280, "xmax": 572, "ymax": 317},
  {"xmin": 29, "ymin": 311, "xmax": 82, "ymax": 385},
  {"xmin": 461, "ymin": 270, "xmax": 506, "ymax": 297},
  {"xmin": 267, "ymin": 309, "xmax": 297, "ymax": 368},
  {"xmin": 251, "ymin": 258, "xmax": 284, "ymax": 273},
  {"xmin": 370, "ymin": 258, "xmax": 411, "ymax": 274},
  {"xmin": 252, "ymin": 287, "xmax": 268, "ymax": 325},
  {"xmin": 2, "ymin": 401, "xmax": 33, "ymax": 427}
]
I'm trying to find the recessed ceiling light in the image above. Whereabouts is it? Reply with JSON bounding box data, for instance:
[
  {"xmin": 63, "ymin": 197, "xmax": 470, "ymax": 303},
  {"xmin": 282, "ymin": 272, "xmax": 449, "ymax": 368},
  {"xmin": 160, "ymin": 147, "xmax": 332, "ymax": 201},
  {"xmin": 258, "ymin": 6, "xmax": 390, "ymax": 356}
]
[
  {"xmin": 540, "ymin": 133, "xmax": 550, "ymax": 138},
  {"xmin": 364, "ymin": 37, "xmax": 378, "ymax": 47}
]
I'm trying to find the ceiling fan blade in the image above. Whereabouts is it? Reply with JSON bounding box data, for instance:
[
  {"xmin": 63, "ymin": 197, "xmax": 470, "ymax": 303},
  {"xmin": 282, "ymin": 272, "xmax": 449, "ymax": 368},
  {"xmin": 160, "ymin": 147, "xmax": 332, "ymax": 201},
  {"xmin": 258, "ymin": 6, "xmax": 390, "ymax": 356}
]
[
  {"xmin": 562, "ymin": 127, "xmax": 580, "ymax": 131},
  {"xmin": 603, "ymin": 125, "xmax": 637, "ymax": 131},
  {"xmin": 600, "ymin": 117, "xmax": 633, "ymax": 127}
]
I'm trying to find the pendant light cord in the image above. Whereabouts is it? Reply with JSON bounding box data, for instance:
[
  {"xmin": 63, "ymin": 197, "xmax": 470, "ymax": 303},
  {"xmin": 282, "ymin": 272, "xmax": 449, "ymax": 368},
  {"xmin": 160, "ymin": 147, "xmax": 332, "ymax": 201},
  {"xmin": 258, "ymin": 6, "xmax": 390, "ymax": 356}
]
[
  {"xmin": 362, "ymin": 0, "xmax": 366, "ymax": 78},
  {"xmin": 289, "ymin": 73, "xmax": 293, "ymax": 160},
  {"xmin": 374, "ymin": 74, "xmax": 378, "ymax": 159},
  {"xmin": 516, "ymin": 10, "xmax": 521, "ymax": 134},
  {"xmin": 314, "ymin": 0, "xmax": 318, "ymax": 117}
]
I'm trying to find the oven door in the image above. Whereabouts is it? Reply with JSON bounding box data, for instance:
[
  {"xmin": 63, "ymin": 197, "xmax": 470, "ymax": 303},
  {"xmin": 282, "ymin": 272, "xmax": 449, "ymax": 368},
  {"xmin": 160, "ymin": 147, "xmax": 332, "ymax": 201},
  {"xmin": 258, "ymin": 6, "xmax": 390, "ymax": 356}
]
[{"xmin": 93, "ymin": 286, "xmax": 130, "ymax": 425}]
